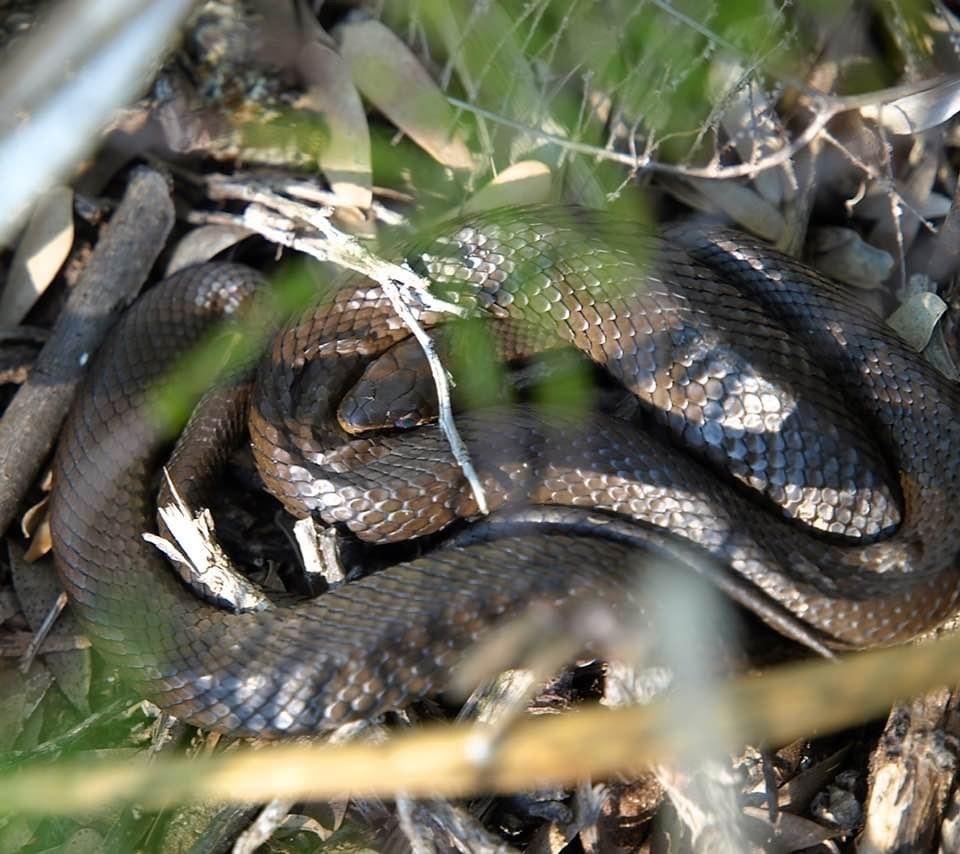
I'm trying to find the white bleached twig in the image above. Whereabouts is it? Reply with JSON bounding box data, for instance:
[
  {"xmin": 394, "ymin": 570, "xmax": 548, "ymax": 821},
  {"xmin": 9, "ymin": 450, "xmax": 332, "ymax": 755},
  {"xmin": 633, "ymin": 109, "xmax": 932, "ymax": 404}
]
[{"xmin": 201, "ymin": 181, "xmax": 489, "ymax": 515}]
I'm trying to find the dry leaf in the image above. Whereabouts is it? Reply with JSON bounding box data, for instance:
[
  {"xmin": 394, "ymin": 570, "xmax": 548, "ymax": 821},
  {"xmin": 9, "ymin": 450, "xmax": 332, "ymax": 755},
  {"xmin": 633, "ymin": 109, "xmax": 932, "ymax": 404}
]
[
  {"xmin": 296, "ymin": 40, "xmax": 373, "ymax": 209},
  {"xmin": 165, "ymin": 225, "xmax": 253, "ymax": 276},
  {"xmin": 23, "ymin": 522, "xmax": 51, "ymax": 562},
  {"xmin": 0, "ymin": 185, "xmax": 73, "ymax": 325},
  {"xmin": 0, "ymin": 663, "xmax": 53, "ymax": 752},
  {"xmin": 461, "ymin": 161, "xmax": 553, "ymax": 214},
  {"xmin": 742, "ymin": 807, "xmax": 844, "ymax": 850},
  {"xmin": 20, "ymin": 492, "xmax": 48, "ymax": 537},
  {"xmin": 922, "ymin": 323, "xmax": 960, "ymax": 381},
  {"xmin": 334, "ymin": 16, "xmax": 474, "ymax": 171},
  {"xmin": 860, "ymin": 75, "xmax": 960, "ymax": 135},
  {"xmin": 774, "ymin": 748, "xmax": 849, "ymax": 812},
  {"xmin": 807, "ymin": 227, "xmax": 893, "ymax": 289},
  {"xmin": 20, "ymin": 475, "xmax": 52, "ymax": 560},
  {"xmin": 678, "ymin": 177, "xmax": 786, "ymax": 242},
  {"xmin": 278, "ymin": 814, "xmax": 336, "ymax": 842},
  {"xmin": 886, "ymin": 291, "xmax": 947, "ymax": 351}
]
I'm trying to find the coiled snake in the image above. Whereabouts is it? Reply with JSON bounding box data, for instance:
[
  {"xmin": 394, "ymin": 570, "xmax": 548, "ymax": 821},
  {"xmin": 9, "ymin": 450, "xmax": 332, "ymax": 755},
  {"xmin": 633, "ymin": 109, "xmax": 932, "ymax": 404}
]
[{"xmin": 50, "ymin": 208, "xmax": 960, "ymax": 736}]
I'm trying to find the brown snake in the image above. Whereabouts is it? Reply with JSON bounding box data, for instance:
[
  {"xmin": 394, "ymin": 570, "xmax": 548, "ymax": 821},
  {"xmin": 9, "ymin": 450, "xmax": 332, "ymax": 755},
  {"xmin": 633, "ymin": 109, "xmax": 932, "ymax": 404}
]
[{"xmin": 50, "ymin": 208, "xmax": 960, "ymax": 736}]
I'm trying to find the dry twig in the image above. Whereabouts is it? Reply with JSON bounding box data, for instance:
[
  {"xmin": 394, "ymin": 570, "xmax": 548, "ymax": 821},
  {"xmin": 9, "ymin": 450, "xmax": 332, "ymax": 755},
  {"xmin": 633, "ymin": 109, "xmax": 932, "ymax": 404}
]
[{"xmin": 0, "ymin": 166, "xmax": 174, "ymax": 537}]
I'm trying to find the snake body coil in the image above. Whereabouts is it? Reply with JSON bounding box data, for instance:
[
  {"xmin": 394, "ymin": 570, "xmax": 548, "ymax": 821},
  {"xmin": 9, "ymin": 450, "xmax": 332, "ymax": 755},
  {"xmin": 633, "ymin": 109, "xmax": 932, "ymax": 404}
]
[{"xmin": 50, "ymin": 209, "xmax": 960, "ymax": 736}]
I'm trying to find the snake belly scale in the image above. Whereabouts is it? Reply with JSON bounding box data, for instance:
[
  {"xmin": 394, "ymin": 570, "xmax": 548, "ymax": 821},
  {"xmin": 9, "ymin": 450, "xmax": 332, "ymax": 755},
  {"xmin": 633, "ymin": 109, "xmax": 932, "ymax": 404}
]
[{"xmin": 50, "ymin": 208, "xmax": 960, "ymax": 736}]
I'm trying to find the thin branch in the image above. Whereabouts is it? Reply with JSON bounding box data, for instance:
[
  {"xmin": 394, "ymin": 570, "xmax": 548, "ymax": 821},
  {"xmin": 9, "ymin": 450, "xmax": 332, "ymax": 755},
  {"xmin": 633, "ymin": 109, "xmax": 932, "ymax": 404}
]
[
  {"xmin": 446, "ymin": 94, "xmax": 837, "ymax": 181},
  {"xmin": 5, "ymin": 634, "xmax": 960, "ymax": 812},
  {"xmin": 448, "ymin": 74, "xmax": 960, "ymax": 183}
]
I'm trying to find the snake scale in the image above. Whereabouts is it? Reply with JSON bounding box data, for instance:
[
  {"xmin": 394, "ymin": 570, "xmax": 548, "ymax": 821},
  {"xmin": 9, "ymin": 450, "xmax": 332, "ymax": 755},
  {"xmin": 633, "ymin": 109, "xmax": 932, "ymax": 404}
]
[{"xmin": 49, "ymin": 207, "xmax": 960, "ymax": 736}]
